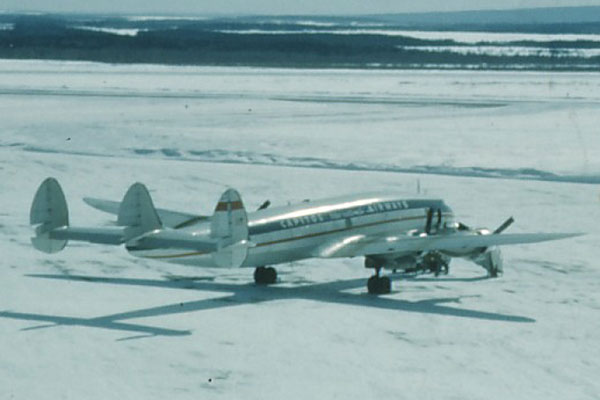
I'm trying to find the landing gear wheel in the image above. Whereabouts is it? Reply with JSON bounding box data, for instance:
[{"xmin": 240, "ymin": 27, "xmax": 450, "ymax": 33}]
[
  {"xmin": 254, "ymin": 266, "xmax": 277, "ymax": 285},
  {"xmin": 367, "ymin": 276, "xmax": 391, "ymax": 295}
]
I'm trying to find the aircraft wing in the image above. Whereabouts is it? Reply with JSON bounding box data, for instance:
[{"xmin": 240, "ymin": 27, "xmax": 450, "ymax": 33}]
[
  {"xmin": 317, "ymin": 231, "xmax": 582, "ymax": 259},
  {"xmin": 83, "ymin": 197, "xmax": 209, "ymax": 229}
]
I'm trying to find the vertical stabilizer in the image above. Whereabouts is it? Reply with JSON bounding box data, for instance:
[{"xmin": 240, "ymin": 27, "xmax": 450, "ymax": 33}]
[
  {"xmin": 118, "ymin": 183, "xmax": 162, "ymax": 240},
  {"xmin": 30, "ymin": 178, "xmax": 69, "ymax": 253},
  {"xmin": 210, "ymin": 188, "xmax": 249, "ymax": 268}
]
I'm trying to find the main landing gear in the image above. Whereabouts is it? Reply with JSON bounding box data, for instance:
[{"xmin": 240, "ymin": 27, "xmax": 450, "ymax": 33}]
[
  {"xmin": 367, "ymin": 272, "xmax": 391, "ymax": 295},
  {"xmin": 364, "ymin": 257, "xmax": 392, "ymax": 295},
  {"xmin": 254, "ymin": 266, "xmax": 277, "ymax": 285}
]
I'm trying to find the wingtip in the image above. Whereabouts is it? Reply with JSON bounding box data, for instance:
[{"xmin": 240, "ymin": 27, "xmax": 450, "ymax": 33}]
[
  {"xmin": 564, "ymin": 232, "xmax": 586, "ymax": 239},
  {"xmin": 544, "ymin": 232, "xmax": 585, "ymax": 241}
]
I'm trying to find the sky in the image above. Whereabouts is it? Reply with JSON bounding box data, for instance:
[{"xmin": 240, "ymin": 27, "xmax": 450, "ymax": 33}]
[{"xmin": 3, "ymin": 0, "xmax": 600, "ymax": 15}]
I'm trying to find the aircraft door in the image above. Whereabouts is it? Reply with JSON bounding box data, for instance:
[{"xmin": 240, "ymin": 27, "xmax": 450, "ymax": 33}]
[{"xmin": 344, "ymin": 217, "xmax": 353, "ymax": 229}]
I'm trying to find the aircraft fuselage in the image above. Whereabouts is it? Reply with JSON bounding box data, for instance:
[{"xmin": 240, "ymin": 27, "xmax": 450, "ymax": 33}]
[{"xmin": 127, "ymin": 193, "xmax": 454, "ymax": 268}]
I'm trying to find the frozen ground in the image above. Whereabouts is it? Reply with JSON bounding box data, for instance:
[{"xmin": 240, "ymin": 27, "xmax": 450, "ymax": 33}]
[
  {"xmin": 0, "ymin": 60, "xmax": 599, "ymax": 399},
  {"xmin": 1, "ymin": 60, "xmax": 599, "ymax": 182}
]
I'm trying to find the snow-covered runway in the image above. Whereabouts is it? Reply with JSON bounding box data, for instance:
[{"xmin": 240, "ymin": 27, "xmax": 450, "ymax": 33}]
[{"xmin": 1, "ymin": 61, "xmax": 599, "ymax": 399}]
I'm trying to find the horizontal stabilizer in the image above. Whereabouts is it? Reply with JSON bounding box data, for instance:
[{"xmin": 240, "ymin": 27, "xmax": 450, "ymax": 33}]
[
  {"xmin": 127, "ymin": 230, "xmax": 219, "ymax": 252},
  {"xmin": 50, "ymin": 226, "xmax": 126, "ymax": 245},
  {"xmin": 45, "ymin": 223, "xmax": 219, "ymax": 251},
  {"xmin": 82, "ymin": 197, "xmax": 120, "ymax": 215},
  {"xmin": 84, "ymin": 197, "xmax": 208, "ymax": 229}
]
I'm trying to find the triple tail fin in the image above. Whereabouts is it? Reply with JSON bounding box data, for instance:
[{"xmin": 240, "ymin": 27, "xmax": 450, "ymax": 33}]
[
  {"xmin": 117, "ymin": 183, "xmax": 162, "ymax": 240},
  {"xmin": 30, "ymin": 179, "xmax": 164, "ymax": 253},
  {"xmin": 210, "ymin": 188, "xmax": 250, "ymax": 268},
  {"xmin": 30, "ymin": 179, "xmax": 249, "ymax": 263},
  {"xmin": 30, "ymin": 178, "xmax": 69, "ymax": 253}
]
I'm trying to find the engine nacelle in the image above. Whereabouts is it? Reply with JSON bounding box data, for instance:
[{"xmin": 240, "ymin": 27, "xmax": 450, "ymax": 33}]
[{"xmin": 471, "ymin": 246, "xmax": 503, "ymax": 277}]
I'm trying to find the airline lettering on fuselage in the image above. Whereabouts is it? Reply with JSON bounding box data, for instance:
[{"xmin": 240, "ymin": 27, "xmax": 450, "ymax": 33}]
[
  {"xmin": 280, "ymin": 213, "xmax": 325, "ymax": 228},
  {"xmin": 278, "ymin": 200, "xmax": 410, "ymax": 229}
]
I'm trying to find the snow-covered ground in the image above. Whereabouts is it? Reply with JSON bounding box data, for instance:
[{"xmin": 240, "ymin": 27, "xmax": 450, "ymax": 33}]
[
  {"xmin": 1, "ymin": 60, "xmax": 599, "ymax": 180},
  {"xmin": 1, "ymin": 60, "xmax": 599, "ymax": 399},
  {"xmin": 216, "ymin": 28, "xmax": 600, "ymax": 43}
]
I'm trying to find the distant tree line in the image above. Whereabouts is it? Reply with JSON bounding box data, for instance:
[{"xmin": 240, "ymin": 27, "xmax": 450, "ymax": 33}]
[{"xmin": 0, "ymin": 15, "xmax": 598, "ymax": 70}]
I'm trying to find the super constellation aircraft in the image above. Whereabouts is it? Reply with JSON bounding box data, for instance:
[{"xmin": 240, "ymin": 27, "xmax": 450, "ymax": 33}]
[{"xmin": 30, "ymin": 178, "xmax": 580, "ymax": 294}]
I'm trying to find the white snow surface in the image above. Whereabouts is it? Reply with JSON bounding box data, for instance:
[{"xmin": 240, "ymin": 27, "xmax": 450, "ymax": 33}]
[
  {"xmin": 216, "ymin": 29, "xmax": 600, "ymax": 43},
  {"xmin": 402, "ymin": 45, "xmax": 600, "ymax": 59},
  {"xmin": 125, "ymin": 16, "xmax": 209, "ymax": 22},
  {"xmin": 1, "ymin": 60, "xmax": 599, "ymax": 399},
  {"xmin": 73, "ymin": 26, "xmax": 146, "ymax": 36}
]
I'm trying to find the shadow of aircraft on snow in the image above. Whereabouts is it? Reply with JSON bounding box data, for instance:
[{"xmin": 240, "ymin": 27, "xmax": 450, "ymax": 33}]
[{"xmin": 0, "ymin": 273, "xmax": 534, "ymax": 340}]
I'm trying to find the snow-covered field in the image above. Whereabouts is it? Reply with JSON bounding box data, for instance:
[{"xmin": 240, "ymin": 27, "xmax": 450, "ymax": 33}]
[
  {"xmin": 1, "ymin": 60, "xmax": 599, "ymax": 399},
  {"xmin": 217, "ymin": 28, "xmax": 600, "ymax": 43}
]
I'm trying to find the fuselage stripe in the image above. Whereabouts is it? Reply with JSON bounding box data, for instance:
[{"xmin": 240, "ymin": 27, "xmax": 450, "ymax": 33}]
[
  {"xmin": 256, "ymin": 214, "xmax": 427, "ymax": 247},
  {"xmin": 143, "ymin": 250, "xmax": 210, "ymax": 259}
]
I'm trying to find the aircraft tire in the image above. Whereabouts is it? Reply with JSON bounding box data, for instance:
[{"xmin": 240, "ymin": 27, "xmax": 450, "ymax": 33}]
[
  {"xmin": 379, "ymin": 276, "xmax": 392, "ymax": 294},
  {"xmin": 367, "ymin": 276, "xmax": 391, "ymax": 295},
  {"xmin": 254, "ymin": 266, "xmax": 277, "ymax": 285},
  {"xmin": 264, "ymin": 267, "xmax": 277, "ymax": 284}
]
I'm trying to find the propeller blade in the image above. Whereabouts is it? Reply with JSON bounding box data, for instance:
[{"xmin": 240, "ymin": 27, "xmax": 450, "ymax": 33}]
[
  {"xmin": 425, "ymin": 208, "xmax": 433, "ymax": 234},
  {"xmin": 257, "ymin": 200, "xmax": 271, "ymax": 211},
  {"xmin": 493, "ymin": 216, "xmax": 515, "ymax": 234}
]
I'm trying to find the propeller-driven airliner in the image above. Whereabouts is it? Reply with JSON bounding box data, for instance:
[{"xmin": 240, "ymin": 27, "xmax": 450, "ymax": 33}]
[{"xmin": 30, "ymin": 178, "xmax": 579, "ymax": 294}]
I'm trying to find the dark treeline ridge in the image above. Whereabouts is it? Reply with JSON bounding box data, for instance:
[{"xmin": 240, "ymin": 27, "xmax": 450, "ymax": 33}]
[
  {"xmin": 368, "ymin": 6, "xmax": 600, "ymax": 30},
  {"xmin": 0, "ymin": 14, "xmax": 599, "ymax": 70}
]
